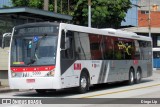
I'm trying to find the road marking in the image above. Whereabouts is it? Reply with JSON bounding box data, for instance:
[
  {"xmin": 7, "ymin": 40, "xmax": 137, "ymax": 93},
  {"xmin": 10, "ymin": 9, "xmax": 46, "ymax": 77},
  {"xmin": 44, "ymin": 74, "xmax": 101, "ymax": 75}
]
[{"xmin": 81, "ymin": 83, "xmax": 160, "ymax": 98}]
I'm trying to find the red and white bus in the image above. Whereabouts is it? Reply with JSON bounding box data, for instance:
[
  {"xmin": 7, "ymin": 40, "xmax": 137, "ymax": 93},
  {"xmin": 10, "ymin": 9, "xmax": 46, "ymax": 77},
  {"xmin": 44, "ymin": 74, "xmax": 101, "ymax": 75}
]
[{"xmin": 8, "ymin": 22, "xmax": 152, "ymax": 93}]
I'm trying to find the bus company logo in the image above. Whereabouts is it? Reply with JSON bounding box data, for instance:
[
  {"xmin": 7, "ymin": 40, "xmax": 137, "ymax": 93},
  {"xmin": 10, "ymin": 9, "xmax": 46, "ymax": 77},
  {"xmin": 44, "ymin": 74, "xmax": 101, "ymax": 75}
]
[
  {"xmin": 2, "ymin": 99, "xmax": 11, "ymax": 104},
  {"xmin": 74, "ymin": 63, "xmax": 81, "ymax": 70},
  {"xmin": 92, "ymin": 64, "xmax": 100, "ymax": 68}
]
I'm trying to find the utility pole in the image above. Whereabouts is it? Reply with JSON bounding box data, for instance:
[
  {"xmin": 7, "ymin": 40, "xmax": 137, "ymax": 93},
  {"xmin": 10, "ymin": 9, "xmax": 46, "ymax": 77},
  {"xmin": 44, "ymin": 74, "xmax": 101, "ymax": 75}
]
[
  {"xmin": 61, "ymin": 0, "xmax": 63, "ymax": 14},
  {"xmin": 88, "ymin": 0, "xmax": 91, "ymax": 27},
  {"xmin": 148, "ymin": 0, "xmax": 151, "ymax": 37},
  {"xmin": 44, "ymin": 0, "xmax": 49, "ymax": 11},
  {"xmin": 54, "ymin": 0, "xmax": 57, "ymax": 13},
  {"xmin": 68, "ymin": 0, "xmax": 70, "ymax": 14}
]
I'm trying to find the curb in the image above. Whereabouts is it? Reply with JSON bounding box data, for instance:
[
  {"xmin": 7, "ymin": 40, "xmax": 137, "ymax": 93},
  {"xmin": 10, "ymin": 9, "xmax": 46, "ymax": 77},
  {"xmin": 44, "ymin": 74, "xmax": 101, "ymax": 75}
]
[
  {"xmin": 0, "ymin": 85, "xmax": 33, "ymax": 93},
  {"xmin": 0, "ymin": 87, "xmax": 19, "ymax": 93}
]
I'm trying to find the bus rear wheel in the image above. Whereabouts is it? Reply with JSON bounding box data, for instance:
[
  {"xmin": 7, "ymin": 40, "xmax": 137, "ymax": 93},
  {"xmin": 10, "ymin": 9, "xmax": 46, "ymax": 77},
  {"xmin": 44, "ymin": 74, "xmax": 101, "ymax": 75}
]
[
  {"xmin": 128, "ymin": 68, "xmax": 135, "ymax": 85},
  {"xmin": 78, "ymin": 72, "xmax": 89, "ymax": 94},
  {"xmin": 135, "ymin": 68, "xmax": 142, "ymax": 84}
]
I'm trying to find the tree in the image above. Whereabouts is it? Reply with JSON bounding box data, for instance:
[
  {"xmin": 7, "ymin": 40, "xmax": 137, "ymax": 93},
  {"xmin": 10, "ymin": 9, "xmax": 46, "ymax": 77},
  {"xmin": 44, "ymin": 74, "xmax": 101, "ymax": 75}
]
[
  {"xmin": 73, "ymin": 0, "xmax": 131, "ymax": 28},
  {"xmin": 11, "ymin": 0, "xmax": 69, "ymax": 13},
  {"xmin": 11, "ymin": 0, "xmax": 131, "ymax": 28},
  {"xmin": 11, "ymin": 0, "xmax": 29, "ymax": 7},
  {"xmin": 11, "ymin": 0, "xmax": 43, "ymax": 8},
  {"xmin": 28, "ymin": 0, "xmax": 43, "ymax": 9}
]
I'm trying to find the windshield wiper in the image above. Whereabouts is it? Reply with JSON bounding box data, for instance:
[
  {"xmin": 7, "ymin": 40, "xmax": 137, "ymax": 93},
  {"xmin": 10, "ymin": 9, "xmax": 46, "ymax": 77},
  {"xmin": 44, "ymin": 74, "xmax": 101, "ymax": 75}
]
[
  {"xmin": 27, "ymin": 34, "xmax": 47, "ymax": 65},
  {"xmin": 27, "ymin": 59, "xmax": 36, "ymax": 65}
]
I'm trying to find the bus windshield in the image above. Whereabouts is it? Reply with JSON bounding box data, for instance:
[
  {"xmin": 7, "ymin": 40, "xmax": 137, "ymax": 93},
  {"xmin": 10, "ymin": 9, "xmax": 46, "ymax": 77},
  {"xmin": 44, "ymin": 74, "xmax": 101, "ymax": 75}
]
[{"xmin": 11, "ymin": 25, "xmax": 59, "ymax": 66}]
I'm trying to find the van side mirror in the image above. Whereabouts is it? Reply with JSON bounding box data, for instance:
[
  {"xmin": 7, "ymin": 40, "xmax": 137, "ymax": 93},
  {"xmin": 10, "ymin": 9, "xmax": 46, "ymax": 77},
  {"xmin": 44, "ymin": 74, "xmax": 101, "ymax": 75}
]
[{"xmin": 2, "ymin": 33, "xmax": 11, "ymax": 49}]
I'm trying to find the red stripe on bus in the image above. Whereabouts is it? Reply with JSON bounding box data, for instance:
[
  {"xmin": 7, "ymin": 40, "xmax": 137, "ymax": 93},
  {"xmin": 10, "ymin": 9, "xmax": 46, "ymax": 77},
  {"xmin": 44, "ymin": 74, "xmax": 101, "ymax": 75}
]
[{"xmin": 11, "ymin": 66, "xmax": 55, "ymax": 72}]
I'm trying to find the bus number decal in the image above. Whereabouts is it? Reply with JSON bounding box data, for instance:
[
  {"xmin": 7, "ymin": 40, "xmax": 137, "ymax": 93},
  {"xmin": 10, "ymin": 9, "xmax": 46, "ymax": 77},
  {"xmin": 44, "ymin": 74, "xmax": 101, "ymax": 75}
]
[
  {"xmin": 22, "ymin": 72, "xmax": 29, "ymax": 77},
  {"xmin": 32, "ymin": 71, "xmax": 41, "ymax": 75}
]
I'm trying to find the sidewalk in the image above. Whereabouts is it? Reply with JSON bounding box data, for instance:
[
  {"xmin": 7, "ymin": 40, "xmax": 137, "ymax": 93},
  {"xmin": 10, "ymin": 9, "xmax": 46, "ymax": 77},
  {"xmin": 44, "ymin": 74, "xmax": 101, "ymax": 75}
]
[
  {"xmin": 153, "ymin": 68, "xmax": 160, "ymax": 74},
  {"xmin": 0, "ymin": 85, "xmax": 18, "ymax": 93}
]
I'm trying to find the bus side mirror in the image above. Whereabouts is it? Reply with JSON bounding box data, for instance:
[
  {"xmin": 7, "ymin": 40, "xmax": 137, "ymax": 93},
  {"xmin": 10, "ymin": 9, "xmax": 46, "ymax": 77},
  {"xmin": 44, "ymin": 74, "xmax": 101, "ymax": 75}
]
[{"xmin": 2, "ymin": 33, "xmax": 11, "ymax": 49}]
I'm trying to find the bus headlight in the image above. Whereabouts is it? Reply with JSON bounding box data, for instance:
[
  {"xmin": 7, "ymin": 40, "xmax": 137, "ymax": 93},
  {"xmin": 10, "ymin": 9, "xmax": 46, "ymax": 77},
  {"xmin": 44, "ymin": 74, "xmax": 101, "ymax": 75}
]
[{"xmin": 46, "ymin": 69, "xmax": 55, "ymax": 77}]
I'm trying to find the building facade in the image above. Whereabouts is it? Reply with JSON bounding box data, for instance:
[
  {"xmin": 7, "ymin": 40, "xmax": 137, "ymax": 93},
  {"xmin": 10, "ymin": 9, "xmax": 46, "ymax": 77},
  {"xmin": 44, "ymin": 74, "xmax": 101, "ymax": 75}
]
[
  {"xmin": 137, "ymin": 0, "xmax": 160, "ymax": 49},
  {"xmin": 138, "ymin": 10, "xmax": 160, "ymax": 27},
  {"xmin": 122, "ymin": 0, "xmax": 160, "ymax": 69},
  {"xmin": 138, "ymin": 0, "xmax": 160, "ymax": 27}
]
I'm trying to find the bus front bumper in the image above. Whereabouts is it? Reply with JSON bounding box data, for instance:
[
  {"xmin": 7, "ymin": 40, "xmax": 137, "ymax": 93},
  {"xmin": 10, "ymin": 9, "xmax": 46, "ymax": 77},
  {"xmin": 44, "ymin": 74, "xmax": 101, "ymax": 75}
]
[{"xmin": 9, "ymin": 77, "xmax": 61, "ymax": 89}]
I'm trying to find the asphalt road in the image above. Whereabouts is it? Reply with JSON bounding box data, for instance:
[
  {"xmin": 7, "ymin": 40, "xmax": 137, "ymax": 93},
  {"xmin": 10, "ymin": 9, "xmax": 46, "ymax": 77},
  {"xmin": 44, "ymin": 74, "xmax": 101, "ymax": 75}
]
[{"xmin": 0, "ymin": 70, "xmax": 160, "ymax": 107}]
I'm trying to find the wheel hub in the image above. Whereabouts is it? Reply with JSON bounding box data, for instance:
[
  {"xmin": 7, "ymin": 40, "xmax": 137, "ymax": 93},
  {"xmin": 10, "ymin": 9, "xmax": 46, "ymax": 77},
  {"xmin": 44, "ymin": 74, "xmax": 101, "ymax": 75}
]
[
  {"xmin": 137, "ymin": 72, "xmax": 140, "ymax": 80},
  {"xmin": 81, "ymin": 77, "xmax": 87, "ymax": 88},
  {"xmin": 130, "ymin": 72, "xmax": 134, "ymax": 83}
]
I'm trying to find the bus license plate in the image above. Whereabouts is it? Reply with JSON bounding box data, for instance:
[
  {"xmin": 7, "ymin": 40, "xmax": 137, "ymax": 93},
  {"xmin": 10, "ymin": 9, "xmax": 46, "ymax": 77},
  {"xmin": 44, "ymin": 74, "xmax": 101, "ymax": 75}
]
[{"xmin": 26, "ymin": 79, "xmax": 35, "ymax": 83}]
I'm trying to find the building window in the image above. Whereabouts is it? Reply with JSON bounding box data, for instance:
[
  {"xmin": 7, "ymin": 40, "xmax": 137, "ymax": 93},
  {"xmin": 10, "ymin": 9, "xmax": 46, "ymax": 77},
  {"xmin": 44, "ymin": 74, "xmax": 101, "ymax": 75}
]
[
  {"xmin": 157, "ymin": 36, "xmax": 160, "ymax": 47},
  {"xmin": 141, "ymin": 10, "xmax": 149, "ymax": 14}
]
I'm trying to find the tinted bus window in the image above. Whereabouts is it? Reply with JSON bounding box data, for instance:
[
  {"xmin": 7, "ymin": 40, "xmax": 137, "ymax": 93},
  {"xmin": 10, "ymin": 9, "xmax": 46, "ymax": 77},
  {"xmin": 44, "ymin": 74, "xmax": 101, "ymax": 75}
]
[
  {"xmin": 74, "ymin": 32, "xmax": 91, "ymax": 60},
  {"xmin": 138, "ymin": 41, "xmax": 152, "ymax": 60},
  {"xmin": 61, "ymin": 30, "xmax": 74, "ymax": 59},
  {"xmin": 89, "ymin": 34, "xmax": 104, "ymax": 60}
]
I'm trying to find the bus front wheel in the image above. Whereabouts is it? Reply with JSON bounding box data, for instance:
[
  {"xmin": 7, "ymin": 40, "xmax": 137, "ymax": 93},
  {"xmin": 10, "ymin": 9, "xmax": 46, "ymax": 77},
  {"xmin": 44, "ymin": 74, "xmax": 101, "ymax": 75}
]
[{"xmin": 78, "ymin": 72, "xmax": 89, "ymax": 94}]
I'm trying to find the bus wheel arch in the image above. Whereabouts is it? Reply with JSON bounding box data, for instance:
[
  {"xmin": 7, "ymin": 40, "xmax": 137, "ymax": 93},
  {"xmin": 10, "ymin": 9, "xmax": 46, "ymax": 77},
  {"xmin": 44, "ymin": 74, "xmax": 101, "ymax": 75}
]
[
  {"xmin": 135, "ymin": 66, "xmax": 142, "ymax": 84},
  {"xmin": 78, "ymin": 68, "xmax": 90, "ymax": 93}
]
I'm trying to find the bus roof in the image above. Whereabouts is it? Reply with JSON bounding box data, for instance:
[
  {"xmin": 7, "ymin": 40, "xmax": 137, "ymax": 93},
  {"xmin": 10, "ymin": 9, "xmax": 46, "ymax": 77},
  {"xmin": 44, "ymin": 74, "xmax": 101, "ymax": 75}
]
[
  {"xmin": 14, "ymin": 22, "xmax": 60, "ymax": 29},
  {"xmin": 60, "ymin": 23, "xmax": 152, "ymax": 41},
  {"xmin": 13, "ymin": 22, "xmax": 152, "ymax": 42}
]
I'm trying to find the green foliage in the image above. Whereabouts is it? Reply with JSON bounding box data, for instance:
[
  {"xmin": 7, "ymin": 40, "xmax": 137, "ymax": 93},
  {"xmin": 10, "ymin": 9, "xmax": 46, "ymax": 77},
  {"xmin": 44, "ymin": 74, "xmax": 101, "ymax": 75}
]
[
  {"xmin": 11, "ymin": 0, "xmax": 28, "ymax": 7},
  {"xmin": 28, "ymin": 0, "xmax": 43, "ymax": 9},
  {"xmin": 11, "ymin": 0, "xmax": 131, "ymax": 28},
  {"xmin": 73, "ymin": 0, "xmax": 131, "ymax": 28},
  {"xmin": 11, "ymin": 0, "xmax": 43, "ymax": 8}
]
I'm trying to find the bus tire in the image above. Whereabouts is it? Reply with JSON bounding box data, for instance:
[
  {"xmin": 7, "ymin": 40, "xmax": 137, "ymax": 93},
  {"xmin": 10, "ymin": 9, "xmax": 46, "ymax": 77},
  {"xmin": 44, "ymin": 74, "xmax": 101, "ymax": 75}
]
[
  {"xmin": 36, "ymin": 89, "xmax": 47, "ymax": 94},
  {"xmin": 78, "ymin": 72, "xmax": 89, "ymax": 94},
  {"xmin": 135, "ymin": 68, "xmax": 142, "ymax": 84},
  {"xmin": 128, "ymin": 68, "xmax": 135, "ymax": 85}
]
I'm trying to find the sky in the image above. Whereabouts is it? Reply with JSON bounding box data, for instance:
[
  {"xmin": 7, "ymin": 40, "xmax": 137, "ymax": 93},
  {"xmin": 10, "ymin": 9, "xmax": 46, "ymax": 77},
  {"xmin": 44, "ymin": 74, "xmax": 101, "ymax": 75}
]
[
  {"xmin": 121, "ymin": 0, "xmax": 138, "ymax": 27},
  {"xmin": 0, "ymin": 0, "xmax": 11, "ymax": 8}
]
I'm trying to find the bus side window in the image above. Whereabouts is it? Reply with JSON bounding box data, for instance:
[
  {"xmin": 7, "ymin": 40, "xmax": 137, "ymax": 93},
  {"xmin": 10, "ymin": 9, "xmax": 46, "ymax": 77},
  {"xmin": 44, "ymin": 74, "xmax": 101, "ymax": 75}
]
[
  {"xmin": 134, "ymin": 40, "xmax": 140, "ymax": 60},
  {"xmin": 61, "ymin": 30, "xmax": 65, "ymax": 50},
  {"xmin": 138, "ymin": 41, "xmax": 152, "ymax": 60},
  {"xmin": 61, "ymin": 30, "xmax": 74, "ymax": 59}
]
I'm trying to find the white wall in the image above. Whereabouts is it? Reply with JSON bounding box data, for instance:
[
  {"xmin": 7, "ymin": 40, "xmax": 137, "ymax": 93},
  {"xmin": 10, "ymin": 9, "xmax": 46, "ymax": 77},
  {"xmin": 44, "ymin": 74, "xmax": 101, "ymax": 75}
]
[{"xmin": 0, "ymin": 47, "xmax": 9, "ymax": 70}]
